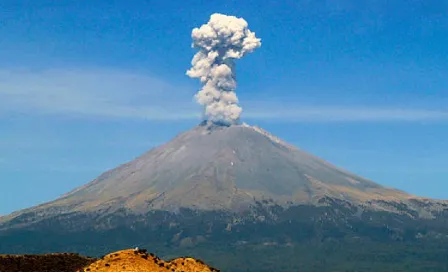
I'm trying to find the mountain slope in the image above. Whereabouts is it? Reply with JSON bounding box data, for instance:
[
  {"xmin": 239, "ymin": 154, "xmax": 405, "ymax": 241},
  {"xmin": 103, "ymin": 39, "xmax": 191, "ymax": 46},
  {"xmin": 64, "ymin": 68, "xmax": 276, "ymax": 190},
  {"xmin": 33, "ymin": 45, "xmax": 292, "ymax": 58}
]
[{"xmin": 1, "ymin": 122, "xmax": 445, "ymax": 228}]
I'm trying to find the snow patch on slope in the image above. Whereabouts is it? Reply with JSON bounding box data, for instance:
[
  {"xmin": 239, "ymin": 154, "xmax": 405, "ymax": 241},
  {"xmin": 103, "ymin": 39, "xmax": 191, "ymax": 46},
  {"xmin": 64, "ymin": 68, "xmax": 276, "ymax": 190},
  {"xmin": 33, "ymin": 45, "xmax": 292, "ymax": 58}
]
[{"xmin": 242, "ymin": 122, "xmax": 296, "ymax": 150}]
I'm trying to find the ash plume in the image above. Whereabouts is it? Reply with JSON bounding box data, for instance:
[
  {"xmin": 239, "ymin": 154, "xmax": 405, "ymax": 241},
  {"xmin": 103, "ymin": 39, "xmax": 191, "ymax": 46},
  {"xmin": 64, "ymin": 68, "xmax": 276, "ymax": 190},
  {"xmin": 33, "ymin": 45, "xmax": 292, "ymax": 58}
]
[{"xmin": 186, "ymin": 13, "xmax": 261, "ymax": 125}]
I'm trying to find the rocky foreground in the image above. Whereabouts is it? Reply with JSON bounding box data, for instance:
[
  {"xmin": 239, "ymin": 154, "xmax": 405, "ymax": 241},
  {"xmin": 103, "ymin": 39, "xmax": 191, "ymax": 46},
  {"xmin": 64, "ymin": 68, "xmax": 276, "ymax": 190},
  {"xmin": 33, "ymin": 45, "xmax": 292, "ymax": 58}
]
[
  {"xmin": 0, "ymin": 249, "xmax": 218, "ymax": 272},
  {"xmin": 80, "ymin": 249, "xmax": 219, "ymax": 272}
]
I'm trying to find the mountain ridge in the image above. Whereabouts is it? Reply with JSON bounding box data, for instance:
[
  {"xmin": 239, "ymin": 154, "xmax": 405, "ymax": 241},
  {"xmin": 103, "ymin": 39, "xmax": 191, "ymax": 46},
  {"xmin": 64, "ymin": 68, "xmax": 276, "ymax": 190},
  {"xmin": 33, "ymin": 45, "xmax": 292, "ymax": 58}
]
[{"xmin": 1, "ymin": 123, "xmax": 446, "ymax": 230}]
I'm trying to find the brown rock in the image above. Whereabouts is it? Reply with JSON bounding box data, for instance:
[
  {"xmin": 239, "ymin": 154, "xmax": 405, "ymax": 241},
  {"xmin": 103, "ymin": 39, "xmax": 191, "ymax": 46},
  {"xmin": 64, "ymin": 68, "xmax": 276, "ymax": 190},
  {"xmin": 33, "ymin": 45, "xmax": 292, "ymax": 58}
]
[{"xmin": 79, "ymin": 249, "xmax": 219, "ymax": 272}]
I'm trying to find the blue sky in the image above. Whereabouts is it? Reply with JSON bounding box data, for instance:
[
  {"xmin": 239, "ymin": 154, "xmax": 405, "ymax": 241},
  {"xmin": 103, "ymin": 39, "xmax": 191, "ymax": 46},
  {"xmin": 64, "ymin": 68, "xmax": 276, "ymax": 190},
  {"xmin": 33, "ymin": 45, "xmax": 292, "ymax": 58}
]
[{"xmin": 1, "ymin": 0, "xmax": 448, "ymax": 215}]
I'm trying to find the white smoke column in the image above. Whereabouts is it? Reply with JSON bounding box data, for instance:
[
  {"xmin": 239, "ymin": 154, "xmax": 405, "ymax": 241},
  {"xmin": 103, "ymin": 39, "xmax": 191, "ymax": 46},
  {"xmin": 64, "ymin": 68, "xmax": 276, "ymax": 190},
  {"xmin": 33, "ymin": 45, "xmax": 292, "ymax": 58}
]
[{"xmin": 187, "ymin": 13, "xmax": 261, "ymax": 125}]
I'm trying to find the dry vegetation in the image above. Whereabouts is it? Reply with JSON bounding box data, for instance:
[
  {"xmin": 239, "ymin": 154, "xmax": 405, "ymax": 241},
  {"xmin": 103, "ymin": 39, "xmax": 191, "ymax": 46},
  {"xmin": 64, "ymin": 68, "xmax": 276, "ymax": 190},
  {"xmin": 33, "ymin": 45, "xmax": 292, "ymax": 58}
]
[
  {"xmin": 0, "ymin": 252, "xmax": 96, "ymax": 272},
  {"xmin": 78, "ymin": 249, "xmax": 220, "ymax": 272}
]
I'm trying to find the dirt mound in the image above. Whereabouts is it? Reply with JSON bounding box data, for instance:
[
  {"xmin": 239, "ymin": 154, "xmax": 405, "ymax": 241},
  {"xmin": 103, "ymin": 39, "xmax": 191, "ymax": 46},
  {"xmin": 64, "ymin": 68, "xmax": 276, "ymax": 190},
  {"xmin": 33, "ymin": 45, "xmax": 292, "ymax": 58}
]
[
  {"xmin": 0, "ymin": 252, "xmax": 96, "ymax": 272},
  {"xmin": 79, "ymin": 249, "xmax": 219, "ymax": 272}
]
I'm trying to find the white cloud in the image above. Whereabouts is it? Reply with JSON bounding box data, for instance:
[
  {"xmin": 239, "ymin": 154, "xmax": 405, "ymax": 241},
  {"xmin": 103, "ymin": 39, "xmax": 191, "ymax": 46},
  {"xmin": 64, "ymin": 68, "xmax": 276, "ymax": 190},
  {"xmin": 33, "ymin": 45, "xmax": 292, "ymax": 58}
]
[
  {"xmin": 0, "ymin": 68, "xmax": 199, "ymax": 120},
  {"xmin": 243, "ymin": 106, "xmax": 448, "ymax": 123},
  {"xmin": 1, "ymin": 67, "xmax": 447, "ymax": 123}
]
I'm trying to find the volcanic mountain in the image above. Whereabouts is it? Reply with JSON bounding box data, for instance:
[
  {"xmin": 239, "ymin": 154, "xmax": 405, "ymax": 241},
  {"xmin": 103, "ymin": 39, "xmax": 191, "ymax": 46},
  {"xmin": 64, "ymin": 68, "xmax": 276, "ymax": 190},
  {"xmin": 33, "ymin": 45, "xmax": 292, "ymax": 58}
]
[
  {"xmin": 0, "ymin": 122, "xmax": 440, "ymax": 221},
  {"xmin": 1, "ymin": 123, "xmax": 448, "ymax": 272}
]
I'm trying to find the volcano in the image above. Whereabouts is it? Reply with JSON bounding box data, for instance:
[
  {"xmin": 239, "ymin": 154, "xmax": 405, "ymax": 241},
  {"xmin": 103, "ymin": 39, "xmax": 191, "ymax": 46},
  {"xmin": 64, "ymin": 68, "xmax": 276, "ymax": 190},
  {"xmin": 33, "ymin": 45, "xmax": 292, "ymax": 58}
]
[
  {"xmin": 0, "ymin": 122, "xmax": 437, "ymax": 222},
  {"xmin": 1, "ymin": 123, "xmax": 448, "ymax": 272}
]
